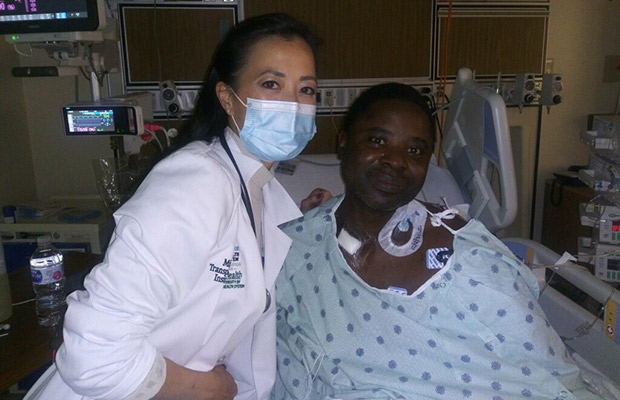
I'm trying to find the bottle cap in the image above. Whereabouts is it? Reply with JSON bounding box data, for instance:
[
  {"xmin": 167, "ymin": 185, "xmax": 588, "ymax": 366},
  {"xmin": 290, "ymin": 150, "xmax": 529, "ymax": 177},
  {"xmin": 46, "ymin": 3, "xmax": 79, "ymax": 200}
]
[{"xmin": 36, "ymin": 235, "xmax": 52, "ymax": 245}]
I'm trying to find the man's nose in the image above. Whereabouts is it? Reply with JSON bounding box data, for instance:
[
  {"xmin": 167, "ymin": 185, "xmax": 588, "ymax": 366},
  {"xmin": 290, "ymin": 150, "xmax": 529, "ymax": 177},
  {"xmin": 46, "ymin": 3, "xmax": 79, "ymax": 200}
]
[{"xmin": 381, "ymin": 147, "xmax": 407, "ymax": 170}]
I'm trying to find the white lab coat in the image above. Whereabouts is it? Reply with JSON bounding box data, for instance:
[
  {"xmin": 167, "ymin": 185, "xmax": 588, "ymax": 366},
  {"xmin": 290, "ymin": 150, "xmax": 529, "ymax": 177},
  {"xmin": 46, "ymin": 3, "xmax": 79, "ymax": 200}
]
[{"xmin": 24, "ymin": 132, "xmax": 302, "ymax": 400}]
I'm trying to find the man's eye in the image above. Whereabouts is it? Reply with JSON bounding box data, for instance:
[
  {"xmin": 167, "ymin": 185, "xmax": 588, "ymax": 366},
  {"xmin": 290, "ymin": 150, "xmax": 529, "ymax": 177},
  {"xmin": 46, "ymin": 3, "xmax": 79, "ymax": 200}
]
[
  {"xmin": 370, "ymin": 137, "xmax": 385, "ymax": 146},
  {"xmin": 408, "ymin": 147, "xmax": 423, "ymax": 156}
]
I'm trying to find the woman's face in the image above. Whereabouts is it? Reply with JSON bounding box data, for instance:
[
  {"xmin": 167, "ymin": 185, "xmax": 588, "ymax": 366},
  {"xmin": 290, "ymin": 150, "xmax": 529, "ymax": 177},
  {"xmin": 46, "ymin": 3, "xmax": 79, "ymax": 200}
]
[
  {"xmin": 339, "ymin": 98, "xmax": 434, "ymax": 213},
  {"xmin": 220, "ymin": 35, "xmax": 317, "ymax": 131}
]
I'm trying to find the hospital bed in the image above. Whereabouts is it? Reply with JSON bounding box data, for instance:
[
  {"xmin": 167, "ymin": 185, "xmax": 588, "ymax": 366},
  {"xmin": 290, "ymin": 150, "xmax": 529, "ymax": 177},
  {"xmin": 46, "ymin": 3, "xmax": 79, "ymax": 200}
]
[{"xmin": 275, "ymin": 68, "xmax": 620, "ymax": 389}]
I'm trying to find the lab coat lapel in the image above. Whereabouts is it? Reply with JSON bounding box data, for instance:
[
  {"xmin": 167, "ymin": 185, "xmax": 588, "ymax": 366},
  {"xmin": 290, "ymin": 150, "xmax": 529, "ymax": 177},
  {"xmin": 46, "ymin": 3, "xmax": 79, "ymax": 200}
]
[
  {"xmin": 214, "ymin": 130, "xmax": 302, "ymax": 289},
  {"xmin": 263, "ymin": 179, "xmax": 302, "ymax": 289},
  {"xmin": 215, "ymin": 130, "xmax": 263, "ymax": 184}
]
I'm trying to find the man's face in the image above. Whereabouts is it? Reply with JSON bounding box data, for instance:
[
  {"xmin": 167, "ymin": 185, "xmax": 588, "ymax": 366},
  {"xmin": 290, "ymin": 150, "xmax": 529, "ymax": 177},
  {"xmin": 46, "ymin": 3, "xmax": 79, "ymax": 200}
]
[{"xmin": 339, "ymin": 98, "xmax": 434, "ymax": 212}]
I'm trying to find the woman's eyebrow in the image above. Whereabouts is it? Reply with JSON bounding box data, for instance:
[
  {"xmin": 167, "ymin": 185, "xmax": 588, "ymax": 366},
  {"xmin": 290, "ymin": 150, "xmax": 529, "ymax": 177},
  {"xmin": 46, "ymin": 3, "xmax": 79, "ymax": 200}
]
[
  {"xmin": 300, "ymin": 75, "xmax": 317, "ymax": 83},
  {"xmin": 257, "ymin": 69, "xmax": 317, "ymax": 83},
  {"xmin": 258, "ymin": 69, "xmax": 286, "ymax": 78}
]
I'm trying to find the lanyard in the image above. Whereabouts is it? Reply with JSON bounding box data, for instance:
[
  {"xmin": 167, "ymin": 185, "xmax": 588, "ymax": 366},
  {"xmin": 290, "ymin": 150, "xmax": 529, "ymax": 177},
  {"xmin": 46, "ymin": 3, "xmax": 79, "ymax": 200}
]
[
  {"xmin": 220, "ymin": 134, "xmax": 257, "ymax": 235},
  {"xmin": 220, "ymin": 134, "xmax": 270, "ymax": 312}
]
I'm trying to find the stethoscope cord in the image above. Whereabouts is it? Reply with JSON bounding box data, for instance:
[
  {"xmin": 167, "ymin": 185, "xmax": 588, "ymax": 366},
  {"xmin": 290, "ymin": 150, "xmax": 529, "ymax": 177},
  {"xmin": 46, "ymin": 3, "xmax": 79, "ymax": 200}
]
[
  {"xmin": 220, "ymin": 134, "xmax": 270, "ymax": 310},
  {"xmin": 220, "ymin": 134, "xmax": 257, "ymax": 236}
]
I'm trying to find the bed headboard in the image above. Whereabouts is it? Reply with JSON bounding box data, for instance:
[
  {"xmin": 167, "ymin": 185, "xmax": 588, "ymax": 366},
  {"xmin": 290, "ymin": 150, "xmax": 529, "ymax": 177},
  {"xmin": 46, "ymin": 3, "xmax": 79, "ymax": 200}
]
[{"xmin": 441, "ymin": 67, "xmax": 517, "ymax": 233}]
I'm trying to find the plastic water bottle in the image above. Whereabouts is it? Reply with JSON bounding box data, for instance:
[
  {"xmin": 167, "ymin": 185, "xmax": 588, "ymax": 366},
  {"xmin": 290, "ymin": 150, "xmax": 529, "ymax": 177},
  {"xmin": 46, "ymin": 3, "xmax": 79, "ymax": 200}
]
[
  {"xmin": 29, "ymin": 236, "xmax": 65, "ymax": 327},
  {"xmin": 0, "ymin": 237, "xmax": 12, "ymax": 322}
]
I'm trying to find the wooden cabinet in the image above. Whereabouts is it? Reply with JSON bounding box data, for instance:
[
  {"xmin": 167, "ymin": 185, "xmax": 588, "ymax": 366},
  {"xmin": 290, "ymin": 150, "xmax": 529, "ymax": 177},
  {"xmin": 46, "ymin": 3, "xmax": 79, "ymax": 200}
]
[{"xmin": 541, "ymin": 179, "xmax": 593, "ymax": 256}]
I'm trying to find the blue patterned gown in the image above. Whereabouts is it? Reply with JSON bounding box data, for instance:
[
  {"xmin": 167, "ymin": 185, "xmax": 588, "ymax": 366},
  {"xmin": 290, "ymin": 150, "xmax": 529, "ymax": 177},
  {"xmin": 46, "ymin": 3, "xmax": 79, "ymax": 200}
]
[{"xmin": 272, "ymin": 197, "xmax": 603, "ymax": 400}]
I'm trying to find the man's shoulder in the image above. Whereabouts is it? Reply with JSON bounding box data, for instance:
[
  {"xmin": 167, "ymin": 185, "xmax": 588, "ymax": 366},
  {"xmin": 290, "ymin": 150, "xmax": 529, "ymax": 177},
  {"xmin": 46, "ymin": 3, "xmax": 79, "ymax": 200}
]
[{"xmin": 280, "ymin": 195, "xmax": 341, "ymax": 239}]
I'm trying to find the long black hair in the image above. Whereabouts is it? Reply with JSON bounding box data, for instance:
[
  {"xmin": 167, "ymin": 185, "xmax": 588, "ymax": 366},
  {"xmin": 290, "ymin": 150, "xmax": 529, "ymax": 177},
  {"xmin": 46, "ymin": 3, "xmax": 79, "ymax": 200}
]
[
  {"xmin": 341, "ymin": 83, "xmax": 436, "ymax": 143},
  {"xmin": 125, "ymin": 13, "xmax": 321, "ymax": 198},
  {"xmin": 171, "ymin": 12, "xmax": 321, "ymax": 152}
]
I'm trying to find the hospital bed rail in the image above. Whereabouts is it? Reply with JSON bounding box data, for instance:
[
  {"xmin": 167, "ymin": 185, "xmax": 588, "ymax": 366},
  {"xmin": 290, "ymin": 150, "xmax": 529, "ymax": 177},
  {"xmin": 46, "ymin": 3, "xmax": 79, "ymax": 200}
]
[{"xmin": 503, "ymin": 237, "xmax": 620, "ymax": 385}]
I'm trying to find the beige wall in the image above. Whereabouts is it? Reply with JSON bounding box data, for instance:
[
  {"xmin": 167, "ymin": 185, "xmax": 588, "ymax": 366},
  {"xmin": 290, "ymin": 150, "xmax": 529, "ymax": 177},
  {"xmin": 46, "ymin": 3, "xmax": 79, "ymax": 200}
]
[
  {"xmin": 1, "ymin": 0, "xmax": 620, "ymax": 244},
  {"xmin": 457, "ymin": 0, "xmax": 620, "ymax": 241},
  {"xmin": 530, "ymin": 0, "xmax": 620, "ymax": 240},
  {"xmin": 0, "ymin": 40, "xmax": 36, "ymax": 205},
  {"xmin": 16, "ymin": 48, "xmax": 118, "ymax": 199}
]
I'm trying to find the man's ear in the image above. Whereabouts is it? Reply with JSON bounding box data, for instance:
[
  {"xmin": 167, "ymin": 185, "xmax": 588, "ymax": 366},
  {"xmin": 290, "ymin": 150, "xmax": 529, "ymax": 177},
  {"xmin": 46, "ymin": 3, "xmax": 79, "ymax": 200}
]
[
  {"xmin": 337, "ymin": 130, "xmax": 347, "ymax": 160},
  {"xmin": 216, "ymin": 82, "xmax": 234, "ymax": 116}
]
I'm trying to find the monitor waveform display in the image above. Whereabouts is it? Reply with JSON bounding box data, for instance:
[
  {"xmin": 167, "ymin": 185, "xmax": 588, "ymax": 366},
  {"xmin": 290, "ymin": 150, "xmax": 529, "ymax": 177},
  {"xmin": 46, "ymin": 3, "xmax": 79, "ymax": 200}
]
[{"xmin": 66, "ymin": 109, "xmax": 115, "ymax": 133}]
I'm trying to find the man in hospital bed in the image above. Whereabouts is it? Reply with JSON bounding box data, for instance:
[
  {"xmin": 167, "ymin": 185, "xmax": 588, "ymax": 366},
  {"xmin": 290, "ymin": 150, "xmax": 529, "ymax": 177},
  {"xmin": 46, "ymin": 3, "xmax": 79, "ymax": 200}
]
[{"xmin": 271, "ymin": 83, "xmax": 614, "ymax": 400}]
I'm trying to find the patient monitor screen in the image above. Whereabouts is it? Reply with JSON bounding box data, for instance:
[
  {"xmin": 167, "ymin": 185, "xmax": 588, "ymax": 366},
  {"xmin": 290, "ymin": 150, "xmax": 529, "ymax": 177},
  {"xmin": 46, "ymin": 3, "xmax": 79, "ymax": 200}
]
[
  {"xmin": 63, "ymin": 106, "xmax": 138, "ymax": 136},
  {"xmin": 0, "ymin": 0, "xmax": 87, "ymax": 19},
  {"xmin": 66, "ymin": 108, "xmax": 115, "ymax": 133},
  {"xmin": 0, "ymin": 0, "xmax": 97, "ymax": 34}
]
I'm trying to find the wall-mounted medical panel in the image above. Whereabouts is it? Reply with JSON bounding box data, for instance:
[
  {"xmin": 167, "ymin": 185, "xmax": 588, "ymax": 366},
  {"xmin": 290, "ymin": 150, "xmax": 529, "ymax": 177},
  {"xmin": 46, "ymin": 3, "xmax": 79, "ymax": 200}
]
[
  {"xmin": 435, "ymin": 5, "xmax": 549, "ymax": 78},
  {"xmin": 118, "ymin": 1, "xmax": 241, "ymax": 89},
  {"xmin": 436, "ymin": 1, "xmax": 549, "ymax": 3},
  {"xmin": 245, "ymin": 1, "xmax": 434, "ymax": 80}
]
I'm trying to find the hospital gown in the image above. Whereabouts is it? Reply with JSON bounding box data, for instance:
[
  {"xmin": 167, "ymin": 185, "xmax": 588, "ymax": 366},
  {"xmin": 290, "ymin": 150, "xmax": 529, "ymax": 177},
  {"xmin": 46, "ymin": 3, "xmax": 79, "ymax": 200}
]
[{"xmin": 273, "ymin": 197, "xmax": 604, "ymax": 400}]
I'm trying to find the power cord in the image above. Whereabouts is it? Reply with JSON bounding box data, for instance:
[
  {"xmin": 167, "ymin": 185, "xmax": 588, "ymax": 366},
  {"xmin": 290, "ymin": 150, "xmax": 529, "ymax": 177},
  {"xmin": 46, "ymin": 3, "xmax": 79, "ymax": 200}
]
[{"xmin": 325, "ymin": 90, "xmax": 339, "ymax": 136}]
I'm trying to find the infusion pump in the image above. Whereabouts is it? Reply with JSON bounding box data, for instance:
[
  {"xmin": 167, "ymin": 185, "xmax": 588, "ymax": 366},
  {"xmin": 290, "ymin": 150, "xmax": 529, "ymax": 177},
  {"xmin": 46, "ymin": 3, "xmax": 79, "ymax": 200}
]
[
  {"xmin": 581, "ymin": 203, "xmax": 620, "ymax": 245},
  {"xmin": 580, "ymin": 203, "xmax": 620, "ymax": 282}
]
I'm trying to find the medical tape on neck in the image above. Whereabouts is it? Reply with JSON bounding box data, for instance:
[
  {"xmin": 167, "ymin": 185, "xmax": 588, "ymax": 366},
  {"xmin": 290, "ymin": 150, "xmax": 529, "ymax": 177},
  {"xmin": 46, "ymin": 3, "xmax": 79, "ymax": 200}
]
[
  {"xmin": 337, "ymin": 228, "xmax": 362, "ymax": 255},
  {"xmin": 378, "ymin": 200, "xmax": 427, "ymax": 257}
]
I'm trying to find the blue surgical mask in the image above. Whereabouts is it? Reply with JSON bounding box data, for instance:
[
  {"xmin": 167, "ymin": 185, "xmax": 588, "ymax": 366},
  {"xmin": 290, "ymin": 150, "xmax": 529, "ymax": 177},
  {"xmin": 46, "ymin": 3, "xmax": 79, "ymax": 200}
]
[{"xmin": 229, "ymin": 89, "xmax": 317, "ymax": 162}]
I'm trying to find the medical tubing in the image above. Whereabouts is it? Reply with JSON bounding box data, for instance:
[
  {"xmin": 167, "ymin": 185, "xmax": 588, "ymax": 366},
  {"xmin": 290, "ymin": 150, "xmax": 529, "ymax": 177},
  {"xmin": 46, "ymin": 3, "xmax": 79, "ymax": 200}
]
[
  {"xmin": 431, "ymin": 86, "xmax": 493, "ymax": 116},
  {"xmin": 143, "ymin": 129, "xmax": 164, "ymax": 153},
  {"xmin": 560, "ymin": 304, "xmax": 606, "ymax": 342}
]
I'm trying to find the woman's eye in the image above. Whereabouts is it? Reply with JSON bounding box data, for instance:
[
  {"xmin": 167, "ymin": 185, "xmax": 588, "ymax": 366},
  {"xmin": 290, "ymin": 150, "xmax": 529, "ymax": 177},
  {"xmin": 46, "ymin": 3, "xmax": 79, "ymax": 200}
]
[
  {"xmin": 261, "ymin": 80, "xmax": 279, "ymax": 90},
  {"xmin": 301, "ymin": 86, "xmax": 316, "ymax": 96}
]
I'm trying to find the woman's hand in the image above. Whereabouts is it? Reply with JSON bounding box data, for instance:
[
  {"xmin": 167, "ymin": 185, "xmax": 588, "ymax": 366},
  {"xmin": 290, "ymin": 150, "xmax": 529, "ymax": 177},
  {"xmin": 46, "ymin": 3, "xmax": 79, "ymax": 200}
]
[
  {"xmin": 154, "ymin": 359, "xmax": 237, "ymax": 400},
  {"xmin": 202, "ymin": 365, "xmax": 237, "ymax": 400},
  {"xmin": 300, "ymin": 188, "xmax": 332, "ymax": 212}
]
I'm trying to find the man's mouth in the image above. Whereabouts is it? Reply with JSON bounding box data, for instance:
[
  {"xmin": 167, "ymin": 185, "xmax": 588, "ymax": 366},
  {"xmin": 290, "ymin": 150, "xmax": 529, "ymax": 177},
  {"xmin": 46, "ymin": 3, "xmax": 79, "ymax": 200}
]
[{"xmin": 373, "ymin": 172, "xmax": 407, "ymax": 193}]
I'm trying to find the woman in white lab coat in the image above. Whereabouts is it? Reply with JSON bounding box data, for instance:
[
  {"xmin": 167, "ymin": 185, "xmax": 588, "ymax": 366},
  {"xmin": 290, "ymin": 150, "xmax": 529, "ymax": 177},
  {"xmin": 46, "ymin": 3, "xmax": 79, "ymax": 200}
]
[{"xmin": 25, "ymin": 13, "xmax": 320, "ymax": 400}]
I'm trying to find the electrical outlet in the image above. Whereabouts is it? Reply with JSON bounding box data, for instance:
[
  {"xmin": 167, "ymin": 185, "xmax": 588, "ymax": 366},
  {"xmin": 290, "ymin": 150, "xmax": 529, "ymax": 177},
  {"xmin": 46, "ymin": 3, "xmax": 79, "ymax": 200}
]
[
  {"xmin": 544, "ymin": 58, "xmax": 554, "ymax": 74},
  {"xmin": 324, "ymin": 89, "xmax": 335, "ymax": 107},
  {"xmin": 335, "ymin": 88, "xmax": 345, "ymax": 107},
  {"xmin": 347, "ymin": 88, "xmax": 357, "ymax": 106},
  {"xmin": 316, "ymin": 84, "xmax": 437, "ymax": 114}
]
